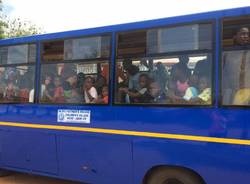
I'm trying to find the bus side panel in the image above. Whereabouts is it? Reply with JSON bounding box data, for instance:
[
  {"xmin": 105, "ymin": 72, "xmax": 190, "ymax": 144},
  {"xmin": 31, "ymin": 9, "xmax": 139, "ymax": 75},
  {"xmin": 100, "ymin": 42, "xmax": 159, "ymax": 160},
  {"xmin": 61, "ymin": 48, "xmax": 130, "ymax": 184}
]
[
  {"xmin": 133, "ymin": 138, "xmax": 250, "ymax": 184},
  {"xmin": 1, "ymin": 130, "xmax": 58, "ymax": 174},
  {"xmin": 58, "ymin": 134, "xmax": 133, "ymax": 184}
]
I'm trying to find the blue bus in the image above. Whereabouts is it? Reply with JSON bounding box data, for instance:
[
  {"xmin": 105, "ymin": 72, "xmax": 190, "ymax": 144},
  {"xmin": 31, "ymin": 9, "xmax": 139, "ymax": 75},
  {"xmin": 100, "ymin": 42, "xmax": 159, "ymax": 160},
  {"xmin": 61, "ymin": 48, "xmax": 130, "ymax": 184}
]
[{"xmin": 0, "ymin": 6, "xmax": 250, "ymax": 184}]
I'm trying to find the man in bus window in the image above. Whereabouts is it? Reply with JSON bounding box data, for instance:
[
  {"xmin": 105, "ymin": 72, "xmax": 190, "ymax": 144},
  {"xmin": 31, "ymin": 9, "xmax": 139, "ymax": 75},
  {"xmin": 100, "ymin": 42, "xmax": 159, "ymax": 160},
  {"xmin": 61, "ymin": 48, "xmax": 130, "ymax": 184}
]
[
  {"xmin": 222, "ymin": 26, "xmax": 250, "ymax": 105},
  {"xmin": 234, "ymin": 27, "xmax": 249, "ymax": 46}
]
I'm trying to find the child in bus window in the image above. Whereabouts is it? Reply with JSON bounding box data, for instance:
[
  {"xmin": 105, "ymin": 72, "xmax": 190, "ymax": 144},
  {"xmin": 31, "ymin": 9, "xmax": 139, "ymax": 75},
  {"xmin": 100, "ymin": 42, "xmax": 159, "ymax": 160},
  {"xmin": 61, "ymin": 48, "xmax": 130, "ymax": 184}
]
[
  {"xmin": 5, "ymin": 81, "xmax": 19, "ymax": 102},
  {"xmin": 41, "ymin": 75, "xmax": 54, "ymax": 103},
  {"xmin": 53, "ymin": 76, "xmax": 65, "ymax": 103},
  {"xmin": 94, "ymin": 86, "xmax": 109, "ymax": 104},
  {"xmin": 190, "ymin": 76, "xmax": 211, "ymax": 104},
  {"xmin": 119, "ymin": 73, "xmax": 151, "ymax": 103},
  {"xmin": 83, "ymin": 76, "xmax": 98, "ymax": 103},
  {"xmin": 183, "ymin": 74, "xmax": 199, "ymax": 101},
  {"xmin": 149, "ymin": 81, "xmax": 166, "ymax": 104}
]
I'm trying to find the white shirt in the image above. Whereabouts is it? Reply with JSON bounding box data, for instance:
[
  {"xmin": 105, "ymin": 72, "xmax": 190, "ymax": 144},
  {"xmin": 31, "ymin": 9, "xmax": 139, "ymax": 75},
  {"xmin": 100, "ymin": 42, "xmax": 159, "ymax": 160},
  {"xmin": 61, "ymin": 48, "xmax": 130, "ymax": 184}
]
[{"xmin": 84, "ymin": 87, "xmax": 98, "ymax": 103}]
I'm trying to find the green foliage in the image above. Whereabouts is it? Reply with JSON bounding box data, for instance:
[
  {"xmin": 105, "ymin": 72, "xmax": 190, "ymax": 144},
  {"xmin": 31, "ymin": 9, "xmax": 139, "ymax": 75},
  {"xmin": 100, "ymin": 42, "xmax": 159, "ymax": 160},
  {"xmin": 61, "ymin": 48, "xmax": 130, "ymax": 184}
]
[
  {"xmin": 0, "ymin": 0, "xmax": 6, "ymax": 39},
  {"xmin": 4, "ymin": 17, "xmax": 44, "ymax": 38},
  {"xmin": 0, "ymin": 0, "xmax": 44, "ymax": 39}
]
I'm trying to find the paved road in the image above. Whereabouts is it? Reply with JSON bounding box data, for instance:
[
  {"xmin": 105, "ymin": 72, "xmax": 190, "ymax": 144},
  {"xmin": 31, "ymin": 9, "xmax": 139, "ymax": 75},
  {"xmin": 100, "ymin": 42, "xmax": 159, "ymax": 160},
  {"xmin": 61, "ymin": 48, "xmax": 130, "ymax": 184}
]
[{"xmin": 0, "ymin": 173, "xmax": 83, "ymax": 184}]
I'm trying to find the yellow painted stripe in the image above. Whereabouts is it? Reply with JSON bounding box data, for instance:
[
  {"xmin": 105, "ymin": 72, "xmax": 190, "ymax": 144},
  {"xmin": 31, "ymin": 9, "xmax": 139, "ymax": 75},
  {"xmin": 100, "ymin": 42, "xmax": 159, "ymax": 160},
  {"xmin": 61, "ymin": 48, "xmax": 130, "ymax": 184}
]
[{"xmin": 0, "ymin": 121, "xmax": 250, "ymax": 145}]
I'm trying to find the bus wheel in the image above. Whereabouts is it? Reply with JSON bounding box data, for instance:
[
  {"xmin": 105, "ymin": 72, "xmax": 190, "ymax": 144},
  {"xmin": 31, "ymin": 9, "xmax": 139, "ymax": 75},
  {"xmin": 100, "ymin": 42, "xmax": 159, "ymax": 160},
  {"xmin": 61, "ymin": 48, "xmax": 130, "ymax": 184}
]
[{"xmin": 146, "ymin": 167, "xmax": 203, "ymax": 184}]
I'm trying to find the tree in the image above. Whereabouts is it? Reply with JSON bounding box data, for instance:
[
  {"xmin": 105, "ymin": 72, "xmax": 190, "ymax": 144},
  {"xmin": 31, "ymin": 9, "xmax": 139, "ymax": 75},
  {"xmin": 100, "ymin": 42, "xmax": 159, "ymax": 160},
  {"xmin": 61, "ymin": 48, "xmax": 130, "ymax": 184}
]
[
  {"xmin": 0, "ymin": 0, "xmax": 44, "ymax": 39},
  {"xmin": 4, "ymin": 17, "xmax": 44, "ymax": 38},
  {"xmin": 0, "ymin": 0, "xmax": 7, "ymax": 39}
]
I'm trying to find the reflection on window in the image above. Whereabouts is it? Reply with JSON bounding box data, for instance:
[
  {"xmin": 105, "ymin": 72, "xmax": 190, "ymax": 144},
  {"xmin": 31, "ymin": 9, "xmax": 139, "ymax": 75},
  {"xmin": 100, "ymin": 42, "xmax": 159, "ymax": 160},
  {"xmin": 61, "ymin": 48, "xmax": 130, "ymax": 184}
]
[
  {"xmin": 147, "ymin": 24, "xmax": 212, "ymax": 53},
  {"xmin": 117, "ymin": 31, "xmax": 147, "ymax": 58},
  {"xmin": 0, "ymin": 66, "xmax": 35, "ymax": 103},
  {"xmin": 39, "ymin": 62, "xmax": 109, "ymax": 104},
  {"xmin": 0, "ymin": 44, "xmax": 36, "ymax": 65},
  {"xmin": 42, "ymin": 36, "xmax": 110, "ymax": 61},
  {"xmin": 115, "ymin": 54, "xmax": 212, "ymax": 105},
  {"xmin": 222, "ymin": 50, "xmax": 250, "ymax": 105}
]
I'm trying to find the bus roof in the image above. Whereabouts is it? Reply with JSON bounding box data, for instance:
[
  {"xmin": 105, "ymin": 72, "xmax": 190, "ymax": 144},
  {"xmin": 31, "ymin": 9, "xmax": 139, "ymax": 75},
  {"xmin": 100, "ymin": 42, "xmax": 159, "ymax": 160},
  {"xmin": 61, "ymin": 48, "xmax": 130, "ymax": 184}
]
[{"xmin": 0, "ymin": 6, "xmax": 250, "ymax": 45}]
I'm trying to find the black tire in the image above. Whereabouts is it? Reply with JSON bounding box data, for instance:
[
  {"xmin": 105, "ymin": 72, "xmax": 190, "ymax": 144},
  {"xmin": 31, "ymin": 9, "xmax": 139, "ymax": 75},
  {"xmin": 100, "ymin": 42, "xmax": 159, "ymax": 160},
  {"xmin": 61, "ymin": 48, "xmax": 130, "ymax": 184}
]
[
  {"xmin": 0, "ymin": 169, "xmax": 11, "ymax": 177},
  {"xmin": 146, "ymin": 167, "xmax": 203, "ymax": 184}
]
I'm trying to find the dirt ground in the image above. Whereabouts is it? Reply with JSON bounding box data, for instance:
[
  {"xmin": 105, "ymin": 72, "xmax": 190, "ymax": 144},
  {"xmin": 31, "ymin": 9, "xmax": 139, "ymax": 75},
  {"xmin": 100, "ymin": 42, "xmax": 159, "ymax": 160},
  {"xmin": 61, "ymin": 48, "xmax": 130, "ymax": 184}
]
[{"xmin": 0, "ymin": 172, "xmax": 83, "ymax": 184}]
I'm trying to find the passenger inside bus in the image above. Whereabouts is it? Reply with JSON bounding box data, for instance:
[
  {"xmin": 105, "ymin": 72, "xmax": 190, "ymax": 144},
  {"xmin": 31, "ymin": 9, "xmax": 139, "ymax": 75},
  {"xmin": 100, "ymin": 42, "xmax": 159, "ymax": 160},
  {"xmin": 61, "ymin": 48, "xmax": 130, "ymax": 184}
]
[
  {"xmin": 222, "ymin": 25, "xmax": 250, "ymax": 105},
  {"xmin": 116, "ymin": 54, "xmax": 211, "ymax": 105}
]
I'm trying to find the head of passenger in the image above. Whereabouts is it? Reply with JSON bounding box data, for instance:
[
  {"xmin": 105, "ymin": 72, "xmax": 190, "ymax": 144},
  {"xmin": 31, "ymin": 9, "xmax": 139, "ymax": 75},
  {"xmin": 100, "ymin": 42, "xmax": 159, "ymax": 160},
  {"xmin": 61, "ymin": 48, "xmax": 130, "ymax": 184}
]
[
  {"xmin": 54, "ymin": 77, "xmax": 62, "ymax": 87},
  {"xmin": 235, "ymin": 27, "xmax": 249, "ymax": 46},
  {"xmin": 45, "ymin": 75, "xmax": 52, "ymax": 86},
  {"xmin": 68, "ymin": 74, "xmax": 78, "ymax": 87},
  {"xmin": 139, "ymin": 73, "xmax": 150, "ymax": 89},
  {"xmin": 179, "ymin": 55, "xmax": 189, "ymax": 66},
  {"xmin": 84, "ymin": 76, "xmax": 94, "ymax": 90},
  {"xmin": 102, "ymin": 86, "xmax": 109, "ymax": 97},
  {"xmin": 188, "ymin": 74, "xmax": 199, "ymax": 87},
  {"xmin": 199, "ymin": 76, "xmax": 210, "ymax": 92},
  {"xmin": 126, "ymin": 65, "xmax": 139, "ymax": 76},
  {"xmin": 149, "ymin": 82, "xmax": 161, "ymax": 98}
]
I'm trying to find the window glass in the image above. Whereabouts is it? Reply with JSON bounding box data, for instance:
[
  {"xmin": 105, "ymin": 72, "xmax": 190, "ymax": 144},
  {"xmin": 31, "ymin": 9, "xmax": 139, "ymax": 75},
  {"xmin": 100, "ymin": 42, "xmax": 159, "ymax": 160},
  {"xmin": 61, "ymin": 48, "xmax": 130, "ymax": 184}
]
[
  {"xmin": 0, "ymin": 66, "xmax": 35, "ymax": 103},
  {"xmin": 222, "ymin": 49, "xmax": 250, "ymax": 105},
  {"xmin": 42, "ymin": 36, "xmax": 110, "ymax": 61},
  {"xmin": 117, "ymin": 30, "xmax": 147, "ymax": 58},
  {"xmin": 64, "ymin": 36, "xmax": 110, "ymax": 60},
  {"xmin": 222, "ymin": 17, "xmax": 250, "ymax": 106},
  {"xmin": 0, "ymin": 44, "xmax": 36, "ymax": 65},
  {"xmin": 147, "ymin": 24, "xmax": 212, "ymax": 53},
  {"xmin": 39, "ymin": 61, "xmax": 109, "ymax": 104},
  {"xmin": 115, "ymin": 54, "xmax": 212, "ymax": 105}
]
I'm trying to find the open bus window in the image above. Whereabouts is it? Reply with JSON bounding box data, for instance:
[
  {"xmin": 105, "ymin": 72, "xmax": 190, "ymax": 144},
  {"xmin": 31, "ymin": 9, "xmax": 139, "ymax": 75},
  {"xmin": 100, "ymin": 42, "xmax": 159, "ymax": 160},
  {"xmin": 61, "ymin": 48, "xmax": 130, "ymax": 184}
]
[
  {"xmin": 0, "ymin": 44, "xmax": 36, "ymax": 104},
  {"xmin": 115, "ymin": 23, "xmax": 213, "ymax": 106},
  {"xmin": 39, "ymin": 61, "xmax": 109, "ymax": 104},
  {"xmin": 42, "ymin": 36, "xmax": 110, "ymax": 61},
  {"xmin": 0, "ymin": 66, "xmax": 35, "ymax": 103},
  {"xmin": 223, "ymin": 16, "xmax": 250, "ymax": 47},
  {"xmin": 115, "ymin": 54, "xmax": 212, "ymax": 105},
  {"xmin": 222, "ymin": 17, "xmax": 250, "ymax": 106},
  {"xmin": 40, "ymin": 35, "xmax": 111, "ymax": 105}
]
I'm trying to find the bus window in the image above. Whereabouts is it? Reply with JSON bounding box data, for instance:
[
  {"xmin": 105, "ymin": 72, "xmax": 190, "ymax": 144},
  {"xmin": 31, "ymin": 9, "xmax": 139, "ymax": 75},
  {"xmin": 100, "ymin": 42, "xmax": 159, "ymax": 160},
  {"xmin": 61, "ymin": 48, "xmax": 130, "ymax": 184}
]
[
  {"xmin": 115, "ymin": 23, "xmax": 213, "ymax": 106},
  {"xmin": 42, "ymin": 36, "xmax": 110, "ymax": 61},
  {"xmin": 222, "ymin": 16, "xmax": 250, "ymax": 106},
  {"xmin": 40, "ymin": 35, "xmax": 110, "ymax": 105},
  {"xmin": 0, "ymin": 44, "xmax": 36, "ymax": 103},
  {"xmin": 0, "ymin": 44, "xmax": 36, "ymax": 65},
  {"xmin": 147, "ymin": 24, "xmax": 212, "ymax": 53},
  {"xmin": 117, "ymin": 30, "xmax": 147, "ymax": 58}
]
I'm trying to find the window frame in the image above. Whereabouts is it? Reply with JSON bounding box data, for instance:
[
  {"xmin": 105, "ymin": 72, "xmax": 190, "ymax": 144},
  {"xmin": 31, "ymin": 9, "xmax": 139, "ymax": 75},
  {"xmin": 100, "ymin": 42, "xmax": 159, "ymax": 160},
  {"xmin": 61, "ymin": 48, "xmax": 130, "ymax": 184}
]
[
  {"xmin": 0, "ymin": 42, "xmax": 37, "ymax": 104},
  {"xmin": 38, "ymin": 33, "xmax": 113, "ymax": 106},
  {"xmin": 220, "ymin": 15, "xmax": 250, "ymax": 108},
  {"xmin": 113, "ymin": 19, "xmax": 216, "ymax": 107}
]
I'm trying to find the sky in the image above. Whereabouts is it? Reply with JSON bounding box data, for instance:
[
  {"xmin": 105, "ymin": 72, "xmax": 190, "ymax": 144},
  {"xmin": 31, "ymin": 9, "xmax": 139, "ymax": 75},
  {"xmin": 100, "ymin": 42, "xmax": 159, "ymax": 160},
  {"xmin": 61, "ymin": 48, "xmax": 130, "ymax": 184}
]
[{"xmin": 2, "ymin": 0, "xmax": 250, "ymax": 33}]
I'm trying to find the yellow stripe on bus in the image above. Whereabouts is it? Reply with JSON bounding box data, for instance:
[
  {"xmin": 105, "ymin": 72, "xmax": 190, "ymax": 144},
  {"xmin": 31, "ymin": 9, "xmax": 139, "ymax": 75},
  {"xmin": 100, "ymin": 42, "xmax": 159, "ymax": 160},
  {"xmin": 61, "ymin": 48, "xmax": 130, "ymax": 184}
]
[{"xmin": 0, "ymin": 121, "xmax": 250, "ymax": 145}]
